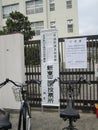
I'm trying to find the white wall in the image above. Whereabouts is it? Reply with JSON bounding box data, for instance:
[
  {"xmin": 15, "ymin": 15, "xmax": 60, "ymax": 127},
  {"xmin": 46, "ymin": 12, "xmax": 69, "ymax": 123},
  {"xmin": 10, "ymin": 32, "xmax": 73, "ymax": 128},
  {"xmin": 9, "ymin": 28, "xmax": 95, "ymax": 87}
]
[
  {"xmin": 0, "ymin": 0, "xmax": 2, "ymax": 29},
  {"xmin": 0, "ymin": 33, "xmax": 25, "ymax": 109}
]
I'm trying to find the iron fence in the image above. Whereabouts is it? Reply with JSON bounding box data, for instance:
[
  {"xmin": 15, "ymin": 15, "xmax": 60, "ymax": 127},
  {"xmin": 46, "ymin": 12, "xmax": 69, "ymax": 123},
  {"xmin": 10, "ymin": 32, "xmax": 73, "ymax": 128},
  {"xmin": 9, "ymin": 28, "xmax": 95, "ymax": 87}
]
[{"xmin": 25, "ymin": 35, "xmax": 98, "ymax": 111}]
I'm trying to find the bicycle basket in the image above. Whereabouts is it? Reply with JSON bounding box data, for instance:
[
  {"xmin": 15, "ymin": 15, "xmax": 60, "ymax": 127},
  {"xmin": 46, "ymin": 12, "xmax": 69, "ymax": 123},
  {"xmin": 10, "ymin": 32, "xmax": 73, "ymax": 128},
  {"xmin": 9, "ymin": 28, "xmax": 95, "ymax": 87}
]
[{"xmin": 12, "ymin": 86, "xmax": 22, "ymax": 101}]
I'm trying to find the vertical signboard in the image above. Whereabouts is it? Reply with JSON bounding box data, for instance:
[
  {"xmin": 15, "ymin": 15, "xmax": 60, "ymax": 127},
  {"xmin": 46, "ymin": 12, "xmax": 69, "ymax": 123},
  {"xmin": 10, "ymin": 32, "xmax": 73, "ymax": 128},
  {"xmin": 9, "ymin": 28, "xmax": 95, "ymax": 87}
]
[
  {"xmin": 41, "ymin": 29, "xmax": 59, "ymax": 107},
  {"xmin": 65, "ymin": 38, "xmax": 87, "ymax": 69}
]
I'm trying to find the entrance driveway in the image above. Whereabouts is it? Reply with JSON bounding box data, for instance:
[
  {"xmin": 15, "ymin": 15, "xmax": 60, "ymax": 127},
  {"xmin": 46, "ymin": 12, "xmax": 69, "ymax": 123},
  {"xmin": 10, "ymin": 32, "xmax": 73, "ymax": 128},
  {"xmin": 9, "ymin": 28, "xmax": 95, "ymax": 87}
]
[{"xmin": 11, "ymin": 109, "xmax": 98, "ymax": 130}]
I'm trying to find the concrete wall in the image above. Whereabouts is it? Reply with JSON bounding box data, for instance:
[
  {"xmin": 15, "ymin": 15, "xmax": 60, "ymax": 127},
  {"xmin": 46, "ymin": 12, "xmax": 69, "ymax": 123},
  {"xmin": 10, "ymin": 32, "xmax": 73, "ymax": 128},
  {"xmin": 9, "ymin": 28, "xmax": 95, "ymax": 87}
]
[{"xmin": 0, "ymin": 33, "xmax": 25, "ymax": 109}]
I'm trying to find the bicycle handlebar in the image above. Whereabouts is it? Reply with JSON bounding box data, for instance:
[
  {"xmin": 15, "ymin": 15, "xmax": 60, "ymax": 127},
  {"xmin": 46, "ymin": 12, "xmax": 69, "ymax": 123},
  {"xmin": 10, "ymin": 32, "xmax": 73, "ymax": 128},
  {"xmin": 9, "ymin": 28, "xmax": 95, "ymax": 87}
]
[
  {"xmin": 49, "ymin": 78, "xmax": 58, "ymax": 86},
  {"xmin": 25, "ymin": 79, "xmax": 41, "ymax": 85},
  {"xmin": 79, "ymin": 77, "xmax": 91, "ymax": 85},
  {"xmin": 0, "ymin": 78, "xmax": 41, "ymax": 88},
  {"xmin": 49, "ymin": 77, "xmax": 91, "ymax": 86},
  {"xmin": 0, "ymin": 79, "xmax": 9, "ymax": 88},
  {"xmin": 0, "ymin": 77, "xmax": 91, "ymax": 88}
]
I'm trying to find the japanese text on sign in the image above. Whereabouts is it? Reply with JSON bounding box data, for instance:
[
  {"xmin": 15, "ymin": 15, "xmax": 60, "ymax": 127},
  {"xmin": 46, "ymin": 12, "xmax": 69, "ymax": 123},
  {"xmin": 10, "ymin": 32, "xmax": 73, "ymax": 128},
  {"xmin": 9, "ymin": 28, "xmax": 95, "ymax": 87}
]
[
  {"xmin": 41, "ymin": 29, "xmax": 60, "ymax": 107},
  {"xmin": 65, "ymin": 38, "xmax": 87, "ymax": 69}
]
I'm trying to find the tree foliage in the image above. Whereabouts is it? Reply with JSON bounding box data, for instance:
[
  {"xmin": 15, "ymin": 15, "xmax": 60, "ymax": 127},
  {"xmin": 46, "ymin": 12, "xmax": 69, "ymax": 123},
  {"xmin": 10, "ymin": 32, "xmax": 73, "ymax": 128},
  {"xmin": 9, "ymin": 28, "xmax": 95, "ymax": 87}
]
[
  {"xmin": 25, "ymin": 45, "xmax": 40, "ymax": 66},
  {"xmin": 0, "ymin": 11, "xmax": 35, "ymax": 41},
  {"xmin": 0, "ymin": 30, "xmax": 5, "ymax": 35}
]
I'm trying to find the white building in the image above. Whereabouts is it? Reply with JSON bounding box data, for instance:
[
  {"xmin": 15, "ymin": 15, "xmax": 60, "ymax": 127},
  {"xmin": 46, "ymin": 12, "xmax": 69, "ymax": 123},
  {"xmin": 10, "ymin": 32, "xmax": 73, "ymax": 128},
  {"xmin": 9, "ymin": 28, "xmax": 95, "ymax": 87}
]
[{"xmin": 0, "ymin": 0, "xmax": 79, "ymax": 39}]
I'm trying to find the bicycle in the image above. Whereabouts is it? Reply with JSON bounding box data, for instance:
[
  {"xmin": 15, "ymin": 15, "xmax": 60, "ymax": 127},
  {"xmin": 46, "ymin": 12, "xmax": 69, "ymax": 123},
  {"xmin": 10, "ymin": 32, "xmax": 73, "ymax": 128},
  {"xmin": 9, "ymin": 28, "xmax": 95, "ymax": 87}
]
[
  {"xmin": 0, "ymin": 78, "xmax": 41, "ymax": 130},
  {"xmin": 0, "ymin": 79, "xmax": 12, "ymax": 130},
  {"xmin": 50, "ymin": 77, "xmax": 91, "ymax": 130}
]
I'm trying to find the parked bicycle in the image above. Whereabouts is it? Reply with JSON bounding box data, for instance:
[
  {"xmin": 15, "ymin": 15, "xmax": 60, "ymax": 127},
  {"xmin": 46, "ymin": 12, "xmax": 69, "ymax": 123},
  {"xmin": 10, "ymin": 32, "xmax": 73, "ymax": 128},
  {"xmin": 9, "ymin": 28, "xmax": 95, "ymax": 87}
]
[
  {"xmin": 0, "ymin": 78, "xmax": 41, "ymax": 130},
  {"xmin": 50, "ymin": 77, "xmax": 91, "ymax": 130}
]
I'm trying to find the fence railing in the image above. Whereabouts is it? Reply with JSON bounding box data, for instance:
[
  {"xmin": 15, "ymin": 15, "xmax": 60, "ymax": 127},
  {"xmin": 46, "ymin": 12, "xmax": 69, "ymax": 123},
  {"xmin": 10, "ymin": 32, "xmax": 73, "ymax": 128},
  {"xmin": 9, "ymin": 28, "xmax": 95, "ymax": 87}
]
[{"xmin": 25, "ymin": 35, "xmax": 98, "ymax": 111}]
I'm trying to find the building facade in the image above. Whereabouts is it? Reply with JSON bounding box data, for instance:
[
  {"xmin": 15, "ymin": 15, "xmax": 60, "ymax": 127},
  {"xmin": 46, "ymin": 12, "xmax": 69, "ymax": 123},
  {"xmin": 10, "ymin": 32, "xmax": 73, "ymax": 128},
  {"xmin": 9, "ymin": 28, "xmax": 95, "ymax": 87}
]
[{"xmin": 0, "ymin": 0, "xmax": 79, "ymax": 39}]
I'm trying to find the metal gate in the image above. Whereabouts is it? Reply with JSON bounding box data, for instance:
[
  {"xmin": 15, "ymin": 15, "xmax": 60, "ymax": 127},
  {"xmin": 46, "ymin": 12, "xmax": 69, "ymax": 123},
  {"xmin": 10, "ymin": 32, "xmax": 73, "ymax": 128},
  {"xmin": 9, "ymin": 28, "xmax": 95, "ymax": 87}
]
[{"xmin": 25, "ymin": 35, "xmax": 98, "ymax": 111}]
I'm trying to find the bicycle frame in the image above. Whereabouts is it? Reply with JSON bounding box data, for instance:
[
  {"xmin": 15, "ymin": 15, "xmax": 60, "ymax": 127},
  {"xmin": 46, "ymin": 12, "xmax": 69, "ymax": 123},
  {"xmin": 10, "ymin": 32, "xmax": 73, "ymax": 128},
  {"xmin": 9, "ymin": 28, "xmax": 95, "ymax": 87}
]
[
  {"xmin": 18, "ymin": 101, "xmax": 31, "ymax": 130},
  {"xmin": 50, "ymin": 77, "xmax": 92, "ymax": 130},
  {"xmin": 17, "ymin": 79, "xmax": 41, "ymax": 130},
  {"xmin": 0, "ymin": 79, "xmax": 31, "ymax": 130},
  {"xmin": 14, "ymin": 82, "xmax": 31, "ymax": 130},
  {"xmin": 0, "ymin": 78, "xmax": 41, "ymax": 130}
]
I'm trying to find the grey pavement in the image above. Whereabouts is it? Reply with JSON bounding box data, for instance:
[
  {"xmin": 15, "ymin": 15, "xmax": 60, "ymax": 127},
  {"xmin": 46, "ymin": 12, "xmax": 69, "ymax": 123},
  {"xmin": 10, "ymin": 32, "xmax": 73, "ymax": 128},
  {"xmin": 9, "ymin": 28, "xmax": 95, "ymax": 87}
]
[{"xmin": 10, "ymin": 109, "xmax": 98, "ymax": 130}]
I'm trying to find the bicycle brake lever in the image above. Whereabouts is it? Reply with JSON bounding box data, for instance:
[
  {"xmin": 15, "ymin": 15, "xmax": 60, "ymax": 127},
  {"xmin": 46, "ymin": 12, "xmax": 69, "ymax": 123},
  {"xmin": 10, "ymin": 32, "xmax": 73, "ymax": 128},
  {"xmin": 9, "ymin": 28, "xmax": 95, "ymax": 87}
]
[{"xmin": 80, "ymin": 77, "xmax": 91, "ymax": 85}]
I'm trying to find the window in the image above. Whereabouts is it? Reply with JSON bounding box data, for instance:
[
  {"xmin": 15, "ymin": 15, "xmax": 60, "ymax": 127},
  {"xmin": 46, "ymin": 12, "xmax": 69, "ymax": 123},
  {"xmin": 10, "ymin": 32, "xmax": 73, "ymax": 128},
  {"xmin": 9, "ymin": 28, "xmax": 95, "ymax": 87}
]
[
  {"xmin": 49, "ymin": 0, "xmax": 55, "ymax": 11},
  {"xmin": 50, "ymin": 21, "xmax": 56, "ymax": 28},
  {"xmin": 3, "ymin": 4, "xmax": 19, "ymax": 18},
  {"xmin": 66, "ymin": 0, "xmax": 72, "ymax": 9},
  {"xmin": 26, "ymin": 0, "xmax": 43, "ymax": 15},
  {"xmin": 67, "ymin": 19, "xmax": 73, "ymax": 33},
  {"xmin": 31, "ymin": 21, "xmax": 44, "ymax": 36}
]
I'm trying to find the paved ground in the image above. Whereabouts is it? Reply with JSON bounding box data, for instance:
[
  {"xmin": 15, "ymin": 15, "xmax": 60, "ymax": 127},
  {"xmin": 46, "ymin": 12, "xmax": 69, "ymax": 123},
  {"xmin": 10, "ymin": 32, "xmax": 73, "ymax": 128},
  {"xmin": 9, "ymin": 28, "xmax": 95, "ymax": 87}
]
[{"xmin": 10, "ymin": 108, "xmax": 98, "ymax": 130}]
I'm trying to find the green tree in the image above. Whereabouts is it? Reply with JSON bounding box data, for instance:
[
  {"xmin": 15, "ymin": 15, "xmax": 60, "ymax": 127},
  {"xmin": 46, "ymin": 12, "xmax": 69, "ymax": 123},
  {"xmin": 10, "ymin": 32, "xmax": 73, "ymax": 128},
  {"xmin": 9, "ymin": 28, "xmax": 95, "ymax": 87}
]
[
  {"xmin": 1, "ymin": 11, "xmax": 35, "ymax": 41},
  {"xmin": 25, "ymin": 45, "xmax": 40, "ymax": 66},
  {"xmin": 0, "ymin": 30, "xmax": 5, "ymax": 35}
]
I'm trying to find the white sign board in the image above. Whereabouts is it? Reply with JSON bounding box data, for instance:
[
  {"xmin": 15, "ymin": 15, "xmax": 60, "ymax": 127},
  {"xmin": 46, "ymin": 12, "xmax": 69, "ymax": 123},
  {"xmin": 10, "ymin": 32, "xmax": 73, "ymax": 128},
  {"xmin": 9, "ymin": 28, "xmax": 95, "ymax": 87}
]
[
  {"xmin": 41, "ymin": 29, "xmax": 60, "ymax": 107},
  {"xmin": 65, "ymin": 38, "xmax": 87, "ymax": 69}
]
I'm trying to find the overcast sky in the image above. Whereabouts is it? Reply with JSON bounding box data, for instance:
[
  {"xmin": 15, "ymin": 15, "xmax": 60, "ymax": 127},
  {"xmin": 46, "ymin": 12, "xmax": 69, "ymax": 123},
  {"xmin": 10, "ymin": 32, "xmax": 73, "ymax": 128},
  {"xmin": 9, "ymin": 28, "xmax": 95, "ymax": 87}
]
[{"xmin": 78, "ymin": 0, "xmax": 98, "ymax": 35}]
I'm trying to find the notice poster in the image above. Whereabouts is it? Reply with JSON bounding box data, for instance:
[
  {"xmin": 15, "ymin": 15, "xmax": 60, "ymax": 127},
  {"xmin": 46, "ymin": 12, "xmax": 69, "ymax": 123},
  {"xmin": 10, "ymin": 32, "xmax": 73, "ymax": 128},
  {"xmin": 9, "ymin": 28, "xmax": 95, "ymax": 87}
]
[
  {"xmin": 41, "ymin": 29, "xmax": 60, "ymax": 107},
  {"xmin": 65, "ymin": 38, "xmax": 87, "ymax": 69}
]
